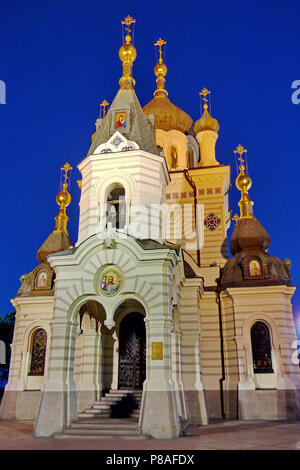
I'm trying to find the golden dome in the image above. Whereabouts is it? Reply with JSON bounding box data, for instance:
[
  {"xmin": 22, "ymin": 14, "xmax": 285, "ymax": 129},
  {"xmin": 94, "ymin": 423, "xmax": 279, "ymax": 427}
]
[
  {"xmin": 143, "ymin": 95, "xmax": 193, "ymax": 133},
  {"xmin": 143, "ymin": 37, "xmax": 193, "ymax": 133},
  {"xmin": 194, "ymin": 106, "xmax": 220, "ymax": 134}
]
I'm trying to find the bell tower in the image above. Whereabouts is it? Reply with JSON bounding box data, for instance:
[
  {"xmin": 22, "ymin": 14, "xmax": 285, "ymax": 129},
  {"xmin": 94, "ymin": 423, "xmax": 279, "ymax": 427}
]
[{"xmin": 77, "ymin": 16, "xmax": 169, "ymax": 246}]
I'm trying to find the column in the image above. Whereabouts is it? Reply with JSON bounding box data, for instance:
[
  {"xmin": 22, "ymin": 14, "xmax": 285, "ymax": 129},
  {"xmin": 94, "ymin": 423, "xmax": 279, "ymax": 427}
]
[
  {"xmin": 77, "ymin": 319, "xmax": 102, "ymax": 411},
  {"xmin": 34, "ymin": 319, "xmax": 78, "ymax": 437},
  {"xmin": 140, "ymin": 316, "xmax": 180, "ymax": 439}
]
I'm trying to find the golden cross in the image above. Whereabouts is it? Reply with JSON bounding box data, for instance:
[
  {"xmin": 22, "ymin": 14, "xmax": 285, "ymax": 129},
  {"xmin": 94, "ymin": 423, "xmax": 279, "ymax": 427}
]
[
  {"xmin": 61, "ymin": 162, "xmax": 73, "ymax": 186},
  {"xmin": 121, "ymin": 15, "xmax": 136, "ymax": 33},
  {"xmin": 154, "ymin": 37, "xmax": 167, "ymax": 61},
  {"xmin": 200, "ymin": 87, "xmax": 211, "ymax": 101},
  {"xmin": 234, "ymin": 144, "xmax": 247, "ymax": 165},
  {"xmin": 100, "ymin": 100, "xmax": 110, "ymax": 118},
  {"xmin": 199, "ymin": 87, "xmax": 211, "ymax": 110},
  {"xmin": 232, "ymin": 213, "xmax": 239, "ymax": 223}
]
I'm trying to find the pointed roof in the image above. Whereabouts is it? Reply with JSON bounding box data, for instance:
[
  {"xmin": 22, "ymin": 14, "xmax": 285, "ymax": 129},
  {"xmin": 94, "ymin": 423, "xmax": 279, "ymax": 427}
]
[
  {"xmin": 87, "ymin": 88, "xmax": 159, "ymax": 156},
  {"xmin": 37, "ymin": 231, "xmax": 73, "ymax": 264}
]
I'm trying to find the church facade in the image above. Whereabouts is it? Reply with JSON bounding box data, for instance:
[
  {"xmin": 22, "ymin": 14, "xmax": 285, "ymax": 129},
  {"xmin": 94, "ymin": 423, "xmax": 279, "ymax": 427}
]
[{"xmin": 1, "ymin": 16, "xmax": 300, "ymax": 439}]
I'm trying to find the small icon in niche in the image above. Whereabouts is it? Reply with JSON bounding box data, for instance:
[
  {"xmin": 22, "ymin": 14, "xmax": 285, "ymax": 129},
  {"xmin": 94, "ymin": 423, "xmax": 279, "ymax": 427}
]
[{"xmin": 115, "ymin": 112, "xmax": 126, "ymax": 128}]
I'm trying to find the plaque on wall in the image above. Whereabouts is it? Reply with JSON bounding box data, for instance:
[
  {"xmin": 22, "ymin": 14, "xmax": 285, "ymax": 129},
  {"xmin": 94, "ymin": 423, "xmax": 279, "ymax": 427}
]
[{"xmin": 151, "ymin": 342, "xmax": 163, "ymax": 360}]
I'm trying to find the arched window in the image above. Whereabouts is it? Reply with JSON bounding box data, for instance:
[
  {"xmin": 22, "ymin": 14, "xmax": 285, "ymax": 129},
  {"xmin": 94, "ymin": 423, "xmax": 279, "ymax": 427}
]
[
  {"xmin": 28, "ymin": 329, "xmax": 47, "ymax": 376},
  {"xmin": 106, "ymin": 184, "xmax": 126, "ymax": 229},
  {"xmin": 251, "ymin": 321, "xmax": 273, "ymax": 373},
  {"xmin": 170, "ymin": 145, "xmax": 178, "ymax": 169}
]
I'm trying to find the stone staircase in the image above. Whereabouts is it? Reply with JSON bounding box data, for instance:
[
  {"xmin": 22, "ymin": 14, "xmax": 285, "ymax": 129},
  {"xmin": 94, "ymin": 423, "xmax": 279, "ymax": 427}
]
[{"xmin": 55, "ymin": 389, "xmax": 147, "ymax": 439}]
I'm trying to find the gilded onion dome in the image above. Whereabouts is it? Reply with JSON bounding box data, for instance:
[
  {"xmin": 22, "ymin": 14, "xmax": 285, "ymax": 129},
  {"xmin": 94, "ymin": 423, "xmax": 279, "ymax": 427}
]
[
  {"xmin": 194, "ymin": 103, "xmax": 220, "ymax": 134},
  {"xmin": 142, "ymin": 38, "xmax": 193, "ymax": 133}
]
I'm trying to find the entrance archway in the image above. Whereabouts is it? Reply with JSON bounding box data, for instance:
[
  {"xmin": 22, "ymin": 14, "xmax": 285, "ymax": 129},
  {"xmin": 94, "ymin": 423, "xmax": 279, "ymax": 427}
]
[{"xmin": 118, "ymin": 313, "xmax": 146, "ymax": 390}]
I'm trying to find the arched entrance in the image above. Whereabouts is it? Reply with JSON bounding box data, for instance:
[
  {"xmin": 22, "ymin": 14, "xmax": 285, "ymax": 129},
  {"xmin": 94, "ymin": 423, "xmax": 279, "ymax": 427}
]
[{"xmin": 118, "ymin": 313, "xmax": 146, "ymax": 389}]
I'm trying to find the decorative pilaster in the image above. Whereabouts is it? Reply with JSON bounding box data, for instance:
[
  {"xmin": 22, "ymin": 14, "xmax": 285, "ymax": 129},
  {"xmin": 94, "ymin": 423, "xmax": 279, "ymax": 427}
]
[
  {"xmin": 34, "ymin": 319, "xmax": 78, "ymax": 437},
  {"xmin": 140, "ymin": 316, "xmax": 180, "ymax": 439}
]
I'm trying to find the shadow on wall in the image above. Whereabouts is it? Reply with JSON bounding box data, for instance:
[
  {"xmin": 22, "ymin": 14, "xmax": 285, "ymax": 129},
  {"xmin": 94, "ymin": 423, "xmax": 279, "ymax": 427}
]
[{"xmin": 221, "ymin": 238, "xmax": 229, "ymax": 260}]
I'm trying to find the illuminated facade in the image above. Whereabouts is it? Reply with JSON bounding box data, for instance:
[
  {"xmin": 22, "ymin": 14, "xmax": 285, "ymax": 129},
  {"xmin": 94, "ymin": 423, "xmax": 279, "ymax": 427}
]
[{"xmin": 1, "ymin": 16, "xmax": 300, "ymax": 439}]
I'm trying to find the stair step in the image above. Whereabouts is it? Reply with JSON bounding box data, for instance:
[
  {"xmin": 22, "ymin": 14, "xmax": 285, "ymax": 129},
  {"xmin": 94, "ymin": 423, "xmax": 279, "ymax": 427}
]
[
  {"xmin": 71, "ymin": 422, "xmax": 139, "ymax": 430},
  {"xmin": 85, "ymin": 410, "xmax": 110, "ymax": 415},
  {"xmin": 61, "ymin": 428, "xmax": 143, "ymax": 436},
  {"xmin": 91, "ymin": 406, "xmax": 111, "ymax": 410},
  {"xmin": 101, "ymin": 397, "xmax": 123, "ymax": 403},
  {"xmin": 55, "ymin": 432, "xmax": 149, "ymax": 440}
]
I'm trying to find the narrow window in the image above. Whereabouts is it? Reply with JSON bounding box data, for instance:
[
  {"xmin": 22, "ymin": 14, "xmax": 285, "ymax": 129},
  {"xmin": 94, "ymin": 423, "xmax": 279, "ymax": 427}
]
[
  {"xmin": 170, "ymin": 145, "xmax": 178, "ymax": 169},
  {"xmin": 28, "ymin": 329, "xmax": 47, "ymax": 376},
  {"xmin": 106, "ymin": 185, "xmax": 126, "ymax": 229},
  {"xmin": 251, "ymin": 321, "xmax": 273, "ymax": 373}
]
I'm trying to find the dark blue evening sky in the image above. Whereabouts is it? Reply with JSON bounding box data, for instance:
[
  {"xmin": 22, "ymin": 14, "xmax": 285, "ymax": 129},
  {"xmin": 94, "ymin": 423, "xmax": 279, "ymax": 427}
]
[{"xmin": 0, "ymin": 0, "xmax": 299, "ymax": 334}]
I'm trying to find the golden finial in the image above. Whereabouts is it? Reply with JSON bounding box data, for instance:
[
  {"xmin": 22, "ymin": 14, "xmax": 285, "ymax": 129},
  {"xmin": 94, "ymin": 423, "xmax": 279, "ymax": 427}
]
[
  {"xmin": 61, "ymin": 162, "xmax": 73, "ymax": 188},
  {"xmin": 155, "ymin": 38, "xmax": 167, "ymax": 63},
  {"xmin": 55, "ymin": 162, "xmax": 72, "ymax": 234},
  {"xmin": 100, "ymin": 100, "xmax": 110, "ymax": 118},
  {"xmin": 194, "ymin": 87, "xmax": 219, "ymax": 133},
  {"xmin": 234, "ymin": 144, "xmax": 247, "ymax": 170},
  {"xmin": 232, "ymin": 213, "xmax": 240, "ymax": 224},
  {"xmin": 234, "ymin": 145, "xmax": 253, "ymax": 219},
  {"xmin": 154, "ymin": 37, "xmax": 168, "ymax": 98},
  {"xmin": 119, "ymin": 15, "xmax": 137, "ymax": 89},
  {"xmin": 200, "ymin": 87, "xmax": 211, "ymax": 111},
  {"xmin": 121, "ymin": 15, "xmax": 136, "ymax": 29}
]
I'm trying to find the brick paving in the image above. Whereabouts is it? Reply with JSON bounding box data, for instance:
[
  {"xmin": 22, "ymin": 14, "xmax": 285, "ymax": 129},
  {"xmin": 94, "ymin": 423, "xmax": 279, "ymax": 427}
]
[{"xmin": 0, "ymin": 419, "xmax": 300, "ymax": 450}]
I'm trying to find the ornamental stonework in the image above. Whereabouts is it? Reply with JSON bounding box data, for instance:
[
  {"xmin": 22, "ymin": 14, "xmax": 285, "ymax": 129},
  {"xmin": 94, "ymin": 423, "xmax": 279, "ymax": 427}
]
[{"xmin": 204, "ymin": 213, "xmax": 221, "ymax": 231}]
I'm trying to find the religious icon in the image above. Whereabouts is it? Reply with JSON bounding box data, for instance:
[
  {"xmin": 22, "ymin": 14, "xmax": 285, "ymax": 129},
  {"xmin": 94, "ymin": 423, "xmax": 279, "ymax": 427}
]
[
  {"xmin": 37, "ymin": 271, "xmax": 48, "ymax": 288},
  {"xmin": 249, "ymin": 260, "xmax": 262, "ymax": 276},
  {"xmin": 115, "ymin": 112, "xmax": 126, "ymax": 128},
  {"xmin": 170, "ymin": 145, "xmax": 178, "ymax": 169},
  {"xmin": 99, "ymin": 269, "xmax": 122, "ymax": 296}
]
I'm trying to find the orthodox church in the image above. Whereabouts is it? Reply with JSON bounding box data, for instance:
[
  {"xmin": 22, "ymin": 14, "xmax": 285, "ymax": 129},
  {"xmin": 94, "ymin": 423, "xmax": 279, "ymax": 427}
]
[{"xmin": 1, "ymin": 16, "xmax": 299, "ymax": 439}]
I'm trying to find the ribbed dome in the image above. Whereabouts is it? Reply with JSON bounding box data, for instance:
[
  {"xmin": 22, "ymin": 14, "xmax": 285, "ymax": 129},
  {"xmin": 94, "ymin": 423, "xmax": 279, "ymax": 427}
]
[
  {"xmin": 37, "ymin": 230, "xmax": 73, "ymax": 264},
  {"xmin": 143, "ymin": 95, "xmax": 193, "ymax": 133},
  {"xmin": 194, "ymin": 108, "xmax": 220, "ymax": 134},
  {"xmin": 230, "ymin": 217, "xmax": 271, "ymax": 255}
]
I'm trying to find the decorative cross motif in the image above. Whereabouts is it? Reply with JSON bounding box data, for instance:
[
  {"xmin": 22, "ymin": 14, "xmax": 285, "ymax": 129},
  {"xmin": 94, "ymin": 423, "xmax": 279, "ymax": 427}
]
[
  {"xmin": 100, "ymin": 100, "xmax": 110, "ymax": 118},
  {"xmin": 111, "ymin": 135, "xmax": 124, "ymax": 148},
  {"xmin": 204, "ymin": 213, "xmax": 221, "ymax": 231},
  {"xmin": 121, "ymin": 15, "xmax": 136, "ymax": 32}
]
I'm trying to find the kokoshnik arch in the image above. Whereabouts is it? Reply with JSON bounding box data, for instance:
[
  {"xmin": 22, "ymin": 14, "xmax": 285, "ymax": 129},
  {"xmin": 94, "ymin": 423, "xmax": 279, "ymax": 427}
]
[{"xmin": 1, "ymin": 15, "xmax": 299, "ymax": 439}]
